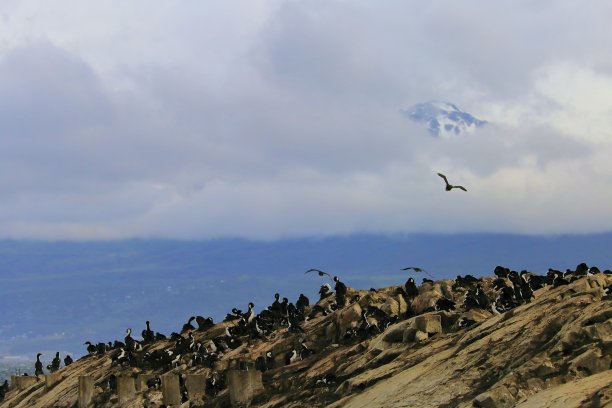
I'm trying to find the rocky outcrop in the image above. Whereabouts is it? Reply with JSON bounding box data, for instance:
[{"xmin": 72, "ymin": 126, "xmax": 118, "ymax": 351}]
[{"xmin": 1, "ymin": 274, "xmax": 610, "ymax": 408}]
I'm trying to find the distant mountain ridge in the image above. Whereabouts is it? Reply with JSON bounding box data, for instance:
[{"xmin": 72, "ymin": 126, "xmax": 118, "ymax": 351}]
[
  {"xmin": 403, "ymin": 101, "xmax": 487, "ymax": 137},
  {"xmin": 0, "ymin": 233, "xmax": 610, "ymax": 359}
]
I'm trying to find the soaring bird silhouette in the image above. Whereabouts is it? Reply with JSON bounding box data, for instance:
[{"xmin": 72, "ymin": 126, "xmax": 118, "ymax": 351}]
[
  {"xmin": 437, "ymin": 173, "xmax": 467, "ymax": 192},
  {"xmin": 305, "ymin": 269, "xmax": 333, "ymax": 280},
  {"xmin": 401, "ymin": 266, "xmax": 435, "ymax": 279}
]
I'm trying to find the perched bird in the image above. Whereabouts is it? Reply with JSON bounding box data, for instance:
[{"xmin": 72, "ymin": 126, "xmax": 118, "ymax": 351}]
[
  {"xmin": 435, "ymin": 298, "xmax": 456, "ymax": 312},
  {"xmin": 401, "ymin": 266, "xmax": 435, "ymax": 279},
  {"xmin": 146, "ymin": 377, "xmax": 162, "ymax": 389},
  {"xmin": 34, "ymin": 353, "xmax": 44, "ymax": 376},
  {"xmin": 196, "ymin": 316, "xmax": 214, "ymax": 331},
  {"xmin": 107, "ymin": 374, "xmax": 117, "ymax": 390},
  {"xmin": 437, "ymin": 172, "xmax": 467, "ymax": 192},
  {"xmin": 284, "ymin": 348, "xmax": 300, "ymax": 365},
  {"xmin": 404, "ymin": 277, "xmax": 419, "ymax": 298},
  {"xmin": 63, "ymin": 355, "xmax": 74, "ymax": 366},
  {"xmin": 48, "ymin": 352, "xmax": 61, "ymax": 372},
  {"xmin": 142, "ymin": 321, "xmax": 155, "ymax": 343},
  {"xmin": 315, "ymin": 373, "xmax": 337, "ymax": 387},
  {"xmin": 296, "ymin": 293, "xmax": 310, "ymax": 311},
  {"xmin": 458, "ymin": 317, "xmax": 477, "ymax": 328},
  {"xmin": 319, "ymin": 283, "xmax": 333, "ymax": 300},
  {"xmin": 334, "ymin": 276, "xmax": 348, "ymax": 308},
  {"xmin": 84, "ymin": 341, "xmax": 96, "ymax": 355},
  {"xmin": 124, "ymin": 328, "xmax": 136, "ymax": 351},
  {"xmin": 182, "ymin": 316, "xmax": 196, "ymax": 332}
]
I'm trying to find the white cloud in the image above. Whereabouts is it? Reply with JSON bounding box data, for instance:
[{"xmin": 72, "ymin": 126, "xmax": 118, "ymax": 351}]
[{"xmin": 0, "ymin": 1, "xmax": 611, "ymax": 239}]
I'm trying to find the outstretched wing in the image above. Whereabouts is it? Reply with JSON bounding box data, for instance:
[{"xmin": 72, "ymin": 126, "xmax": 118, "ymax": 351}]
[
  {"xmin": 437, "ymin": 172, "xmax": 450, "ymax": 187},
  {"xmin": 306, "ymin": 268, "xmax": 331, "ymax": 278},
  {"xmin": 453, "ymin": 185, "xmax": 467, "ymax": 192},
  {"xmin": 401, "ymin": 266, "xmax": 435, "ymax": 279}
]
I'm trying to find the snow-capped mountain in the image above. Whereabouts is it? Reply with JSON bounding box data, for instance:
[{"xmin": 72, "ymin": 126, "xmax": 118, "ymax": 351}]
[{"xmin": 402, "ymin": 101, "xmax": 487, "ymax": 137}]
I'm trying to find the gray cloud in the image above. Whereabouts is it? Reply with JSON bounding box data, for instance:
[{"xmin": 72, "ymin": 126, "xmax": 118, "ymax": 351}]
[{"xmin": 0, "ymin": 1, "xmax": 611, "ymax": 239}]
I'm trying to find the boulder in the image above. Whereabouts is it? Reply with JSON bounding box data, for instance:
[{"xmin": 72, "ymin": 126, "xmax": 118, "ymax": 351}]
[
  {"xmin": 381, "ymin": 297, "xmax": 400, "ymax": 316},
  {"xmin": 397, "ymin": 294, "xmax": 408, "ymax": 315},
  {"xmin": 582, "ymin": 321, "xmax": 612, "ymax": 342},
  {"xmin": 403, "ymin": 327, "xmax": 417, "ymax": 343},
  {"xmin": 570, "ymin": 348, "xmax": 611, "ymax": 376},
  {"xmin": 533, "ymin": 360, "xmax": 557, "ymax": 378},
  {"xmin": 382, "ymin": 321, "xmax": 410, "ymax": 343},
  {"xmin": 415, "ymin": 314, "xmax": 442, "ymax": 335},
  {"xmin": 336, "ymin": 303, "xmax": 362, "ymax": 340},
  {"xmin": 473, "ymin": 385, "xmax": 516, "ymax": 408},
  {"xmin": 411, "ymin": 293, "xmax": 437, "ymax": 315}
]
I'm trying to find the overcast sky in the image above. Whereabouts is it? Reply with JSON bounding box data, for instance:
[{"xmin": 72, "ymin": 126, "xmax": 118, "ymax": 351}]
[{"xmin": 1, "ymin": 1, "xmax": 611, "ymax": 240}]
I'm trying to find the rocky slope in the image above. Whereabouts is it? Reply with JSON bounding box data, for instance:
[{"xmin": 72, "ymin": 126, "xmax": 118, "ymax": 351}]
[{"xmin": 1, "ymin": 271, "xmax": 610, "ymax": 408}]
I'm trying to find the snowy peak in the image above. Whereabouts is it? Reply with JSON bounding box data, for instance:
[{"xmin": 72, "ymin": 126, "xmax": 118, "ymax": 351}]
[{"xmin": 403, "ymin": 101, "xmax": 487, "ymax": 137}]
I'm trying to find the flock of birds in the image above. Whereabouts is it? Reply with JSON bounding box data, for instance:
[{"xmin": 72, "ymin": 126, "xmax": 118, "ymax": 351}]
[{"xmin": 8, "ymin": 258, "xmax": 609, "ymax": 405}]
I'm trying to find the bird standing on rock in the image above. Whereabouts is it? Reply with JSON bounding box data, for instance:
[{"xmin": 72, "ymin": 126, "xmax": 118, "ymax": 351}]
[
  {"xmin": 47, "ymin": 352, "xmax": 61, "ymax": 372},
  {"xmin": 437, "ymin": 172, "xmax": 467, "ymax": 191},
  {"xmin": 35, "ymin": 353, "xmax": 44, "ymax": 376},
  {"xmin": 334, "ymin": 276, "xmax": 348, "ymax": 308},
  {"xmin": 319, "ymin": 283, "xmax": 333, "ymax": 300},
  {"xmin": 404, "ymin": 277, "xmax": 419, "ymax": 298}
]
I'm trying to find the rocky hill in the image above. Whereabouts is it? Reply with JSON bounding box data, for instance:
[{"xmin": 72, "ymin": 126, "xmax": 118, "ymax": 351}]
[{"xmin": 1, "ymin": 269, "xmax": 610, "ymax": 408}]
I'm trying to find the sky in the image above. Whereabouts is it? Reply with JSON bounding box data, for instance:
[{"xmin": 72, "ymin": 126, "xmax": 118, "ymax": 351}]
[{"xmin": 1, "ymin": 0, "xmax": 612, "ymax": 240}]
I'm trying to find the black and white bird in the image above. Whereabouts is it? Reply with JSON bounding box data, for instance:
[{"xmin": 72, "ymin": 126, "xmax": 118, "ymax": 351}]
[
  {"xmin": 124, "ymin": 328, "xmax": 136, "ymax": 351},
  {"xmin": 146, "ymin": 377, "xmax": 162, "ymax": 389},
  {"xmin": 319, "ymin": 283, "xmax": 333, "ymax": 300},
  {"xmin": 458, "ymin": 317, "xmax": 477, "ymax": 328},
  {"xmin": 244, "ymin": 302, "xmax": 256, "ymax": 325},
  {"xmin": 255, "ymin": 351, "xmax": 275, "ymax": 372},
  {"xmin": 437, "ymin": 172, "xmax": 467, "ymax": 191},
  {"xmin": 315, "ymin": 373, "xmax": 337, "ymax": 387},
  {"xmin": 285, "ymin": 348, "xmax": 300, "ymax": 365},
  {"xmin": 299, "ymin": 341, "xmax": 314, "ymax": 360}
]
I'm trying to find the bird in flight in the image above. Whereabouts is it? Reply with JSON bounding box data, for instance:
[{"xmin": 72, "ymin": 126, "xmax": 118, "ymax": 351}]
[
  {"xmin": 437, "ymin": 173, "xmax": 467, "ymax": 192},
  {"xmin": 305, "ymin": 268, "xmax": 333, "ymax": 280},
  {"xmin": 401, "ymin": 266, "xmax": 435, "ymax": 279}
]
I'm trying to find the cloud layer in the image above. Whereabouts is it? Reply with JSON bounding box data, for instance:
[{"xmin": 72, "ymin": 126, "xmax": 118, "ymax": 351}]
[{"xmin": 1, "ymin": 1, "xmax": 611, "ymax": 239}]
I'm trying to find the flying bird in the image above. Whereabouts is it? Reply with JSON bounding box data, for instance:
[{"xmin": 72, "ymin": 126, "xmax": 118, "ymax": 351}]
[
  {"xmin": 437, "ymin": 173, "xmax": 467, "ymax": 192},
  {"xmin": 401, "ymin": 266, "xmax": 435, "ymax": 279},
  {"xmin": 305, "ymin": 269, "xmax": 333, "ymax": 280}
]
